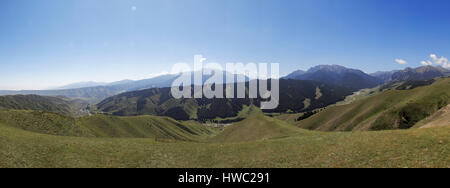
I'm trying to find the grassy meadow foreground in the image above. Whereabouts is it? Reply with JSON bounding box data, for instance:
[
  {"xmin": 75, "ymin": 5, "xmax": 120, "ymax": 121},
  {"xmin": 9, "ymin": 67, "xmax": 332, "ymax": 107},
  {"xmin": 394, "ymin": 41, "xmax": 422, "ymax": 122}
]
[{"xmin": 0, "ymin": 109, "xmax": 448, "ymax": 168}]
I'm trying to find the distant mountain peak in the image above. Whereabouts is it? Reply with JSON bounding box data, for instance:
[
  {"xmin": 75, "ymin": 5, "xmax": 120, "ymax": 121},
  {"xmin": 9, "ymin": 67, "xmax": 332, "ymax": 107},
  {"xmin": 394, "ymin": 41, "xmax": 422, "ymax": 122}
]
[
  {"xmin": 54, "ymin": 81, "xmax": 108, "ymax": 90},
  {"xmin": 284, "ymin": 64, "xmax": 381, "ymax": 91},
  {"xmin": 417, "ymin": 65, "xmax": 450, "ymax": 73},
  {"xmin": 389, "ymin": 65, "xmax": 450, "ymax": 83},
  {"xmin": 284, "ymin": 70, "xmax": 305, "ymax": 79},
  {"xmin": 307, "ymin": 64, "xmax": 351, "ymax": 73},
  {"xmin": 370, "ymin": 70, "xmax": 401, "ymax": 83}
]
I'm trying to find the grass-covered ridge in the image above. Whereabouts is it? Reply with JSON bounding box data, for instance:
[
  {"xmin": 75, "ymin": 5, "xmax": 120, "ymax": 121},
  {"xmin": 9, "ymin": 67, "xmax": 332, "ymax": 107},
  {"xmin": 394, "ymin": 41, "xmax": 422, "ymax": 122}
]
[
  {"xmin": 296, "ymin": 78, "xmax": 450, "ymax": 131},
  {"xmin": 0, "ymin": 95, "xmax": 89, "ymax": 117},
  {"xmin": 0, "ymin": 110, "xmax": 218, "ymax": 141},
  {"xmin": 209, "ymin": 107, "xmax": 308, "ymax": 142}
]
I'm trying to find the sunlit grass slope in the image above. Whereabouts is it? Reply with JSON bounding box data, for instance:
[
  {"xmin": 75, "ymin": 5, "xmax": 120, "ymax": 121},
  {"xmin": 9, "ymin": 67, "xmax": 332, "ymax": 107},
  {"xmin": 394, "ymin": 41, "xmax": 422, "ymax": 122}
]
[
  {"xmin": 210, "ymin": 107, "xmax": 309, "ymax": 142},
  {"xmin": 296, "ymin": 78, "xmax": 450, "ymax": 131},
  {"xmin": 0, "ymin": 110, "xmax": 217, "ymax": 141},
  {"xmin": 415, "ymin": 104, "xmax": 450, "ymax": 128},
  {"xmin": 0, "ymin": 121, "xmax": 448, "ymax": 168}
]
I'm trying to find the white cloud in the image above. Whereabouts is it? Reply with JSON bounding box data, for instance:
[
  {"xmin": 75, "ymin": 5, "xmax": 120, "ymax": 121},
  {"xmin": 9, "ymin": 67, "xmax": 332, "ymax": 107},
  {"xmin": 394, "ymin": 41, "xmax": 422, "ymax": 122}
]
[
  {"xmin": 430, "ymin": 54, "xmax": 437, "ymax": 60},
  {"xmin": 421, "ymin": 60, "xmax": 433, "ymax": 66},
  {"xmin": 131, "ymin": 6, "xmax": 137, "ymax": 11},
  {"xmin": 395, "ymin": 59, "xmax": 408, "ymax": 65},
  {"xmin": 424, "ymin": 54, "xmax": 450, "ymax": 68}
]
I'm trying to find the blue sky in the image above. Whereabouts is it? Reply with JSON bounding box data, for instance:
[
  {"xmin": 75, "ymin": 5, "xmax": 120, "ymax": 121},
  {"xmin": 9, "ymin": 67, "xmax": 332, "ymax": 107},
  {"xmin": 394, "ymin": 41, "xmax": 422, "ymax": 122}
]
[{"xmin": 1, "ymin": 0, "xmax": 450, "ymax": 90}]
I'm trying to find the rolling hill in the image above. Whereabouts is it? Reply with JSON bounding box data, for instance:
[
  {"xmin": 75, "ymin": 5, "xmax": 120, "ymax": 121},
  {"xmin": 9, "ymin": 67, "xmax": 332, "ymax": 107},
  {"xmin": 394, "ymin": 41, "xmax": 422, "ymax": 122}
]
[
  {"xmin": 0, "ymin": 95, "xmax": 89, "ymax": 117},
  {"xmin": 95, "ymin": 79, "xmax": 353, "ymax": 120},
  {"xmin": 295, "ymin": 77, "xmax": 450, "ymax": 131},
  {"xmin": 209, "ymin": 106, "xmax": 308, "ymax": 142},
  {"xmin": 0, "ymin": 110, "xmax": 217, "ymax": 141}
]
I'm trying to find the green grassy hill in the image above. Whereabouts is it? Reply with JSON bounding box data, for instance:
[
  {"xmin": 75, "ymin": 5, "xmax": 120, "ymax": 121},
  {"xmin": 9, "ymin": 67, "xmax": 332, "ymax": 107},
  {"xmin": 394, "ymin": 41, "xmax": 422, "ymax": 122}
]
[
  {"xmin": 209, "ymin": 107, "xmax": 308, "ymax": 142},
  {"xmin": 295, "ymin": 78, "xmax": 450, "ymax": 131},
  {"xmin": 0, "ymin": 110, "xmax": 217, "ymax": 141},
  {"xmin": 0, "ymin": 95, "xmax": 89, "ymax": 117}
]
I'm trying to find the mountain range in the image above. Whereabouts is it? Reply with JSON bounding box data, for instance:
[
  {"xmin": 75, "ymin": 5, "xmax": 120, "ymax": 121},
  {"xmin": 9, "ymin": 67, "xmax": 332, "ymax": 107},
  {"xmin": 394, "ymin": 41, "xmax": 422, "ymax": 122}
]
[
  {"xmin": 388, "ymin": 65, "xmax": 450, "ymax": 82},
  {"xmin": 1, "ymin": 64, "xmax": 448, "ymax": 106},
  {"xmin": 0, "ymin": 74, "xmax": 180, "ymax": 103},
  {"xmin": 52, "ymin": 80, "xmax": 135, "ymax": 90},
  {"xmin": 370, "ymin": 70, "xmax": 400, "ymax": 83},
  {"xmin": 286, "ymin": 65, "xmax": 450, "ymax": 89},
  {"xmin": 0, "ymin": 70, "xmax": 247, "ymax": 103}
]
